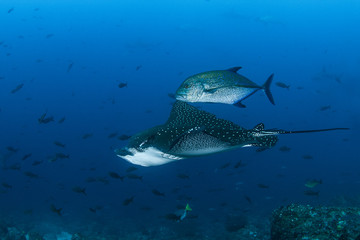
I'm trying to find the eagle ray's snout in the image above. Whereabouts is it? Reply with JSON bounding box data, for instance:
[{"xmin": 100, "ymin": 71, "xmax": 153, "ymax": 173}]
[{"xmin": 115, "ymin": 148, "xmax": 134, "ymax": 157}]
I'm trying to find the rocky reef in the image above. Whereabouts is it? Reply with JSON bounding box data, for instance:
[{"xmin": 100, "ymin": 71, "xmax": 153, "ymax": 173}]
[
  {"xmin": 3, "ymin": 203, "xmax": 360, "ymax": 239},
  {"xmin": 271, "ymin": 204, "xmax": 360, "ymax": 240},
  {"xmin": 0, "ymin": 221, "xmax": 85, "ymax": 240}
]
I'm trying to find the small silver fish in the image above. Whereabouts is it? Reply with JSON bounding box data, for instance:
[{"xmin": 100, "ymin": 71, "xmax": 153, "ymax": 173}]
[{"xmin": 175, "ymin": 67, "xmax": 275, "ymax": 108}]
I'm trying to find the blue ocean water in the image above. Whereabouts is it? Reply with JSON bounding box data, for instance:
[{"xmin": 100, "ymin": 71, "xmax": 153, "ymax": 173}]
[{"xmin": 0, "ymin": 0, "xmax": 358, "ymax": 239}]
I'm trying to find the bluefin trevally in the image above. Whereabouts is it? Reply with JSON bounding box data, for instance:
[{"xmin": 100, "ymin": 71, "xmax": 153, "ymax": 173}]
[
  {"xmin": 175, "ymin": 67, "xmax": 275, "ymax": 108},
  {"xmin": 115, "ymin": 101, "xmax": 348, "ymax": 167}
]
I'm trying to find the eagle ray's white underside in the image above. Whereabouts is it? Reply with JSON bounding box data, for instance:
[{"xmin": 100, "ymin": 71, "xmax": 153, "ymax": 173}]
[{"xmin": 117, "ymin": 144, "xmax": 252, "ymax": 167}]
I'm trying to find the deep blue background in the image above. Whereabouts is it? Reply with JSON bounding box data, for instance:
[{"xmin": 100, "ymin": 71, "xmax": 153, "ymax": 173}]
[{"xmin": 0, "ymin": 0, "xmax": 358, "ymax": 236}]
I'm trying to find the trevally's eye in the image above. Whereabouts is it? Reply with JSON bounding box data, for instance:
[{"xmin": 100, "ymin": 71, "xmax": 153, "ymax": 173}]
[{"xmin": 183, "ymin": 84, "xmax": 190, "ymax": 89}]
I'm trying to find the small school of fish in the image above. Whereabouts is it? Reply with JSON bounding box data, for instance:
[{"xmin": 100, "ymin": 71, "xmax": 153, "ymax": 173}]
[{"xmin": 116, "ymin": 66, "xmax": 349, "ymax": 167}]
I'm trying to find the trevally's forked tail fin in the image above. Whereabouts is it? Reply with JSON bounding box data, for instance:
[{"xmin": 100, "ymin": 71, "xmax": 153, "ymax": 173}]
[
  {"xmin": 251, "ymin": 123, "xmax": 349, "ymax": 137},
  {"xmin": 262, "ymin": 74, "xmax": 275, "ymax": 105}
]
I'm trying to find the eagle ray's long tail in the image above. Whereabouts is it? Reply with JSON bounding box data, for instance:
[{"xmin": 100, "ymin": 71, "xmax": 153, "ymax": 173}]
[
  {"xmin": 251, "ymin": 123, "xmax": 349, "ymax": 137},
  {"xmin": 269, "ymin": 127, "xmax": 350, "ymax": 135}
]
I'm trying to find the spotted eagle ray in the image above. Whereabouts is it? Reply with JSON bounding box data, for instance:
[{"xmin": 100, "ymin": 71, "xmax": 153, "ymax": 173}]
[{"xmin": 115, "ymin": 101, "xmax": 348, "ymax": 167}]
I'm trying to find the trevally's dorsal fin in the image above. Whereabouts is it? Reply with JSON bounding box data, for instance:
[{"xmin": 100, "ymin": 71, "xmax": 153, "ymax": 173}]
[{"xmin": 226, "ymin": 66, "xmax": 242, "ymax": 73}]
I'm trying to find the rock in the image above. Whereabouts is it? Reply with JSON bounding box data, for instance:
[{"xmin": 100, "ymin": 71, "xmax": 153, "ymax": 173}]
[
  {"xmin": 225, "ymin": 214, "xmax": 248, "ymax": 232},
  {"xmin": 27, "ymin": 231, "xmax": 44, "ymax": 240},
  {"xmin": 6, "ymin": 227, "xmax": 26, "ymax": 240},
  {"xmin": 71, "ymin": 233, "xmax": 86, "ymax": 240},
  {"xmin": 271, "ymin": 204, "xmax": 360, "ymax": 240},
  {"xmin": 0, "ymin": 223, "xmax": 8, "ymax": 238}
]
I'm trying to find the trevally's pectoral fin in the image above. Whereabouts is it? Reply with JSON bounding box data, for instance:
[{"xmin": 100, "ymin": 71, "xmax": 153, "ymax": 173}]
[{"xmin": 204, "ymin": 84, "xmax": 261, "ymax": 94}]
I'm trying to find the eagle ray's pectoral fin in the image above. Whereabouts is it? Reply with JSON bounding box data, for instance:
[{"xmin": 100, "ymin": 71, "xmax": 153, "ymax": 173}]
[{"xmin": 168, "ymin": 126, "xmax": 208, "ymax": 152}]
